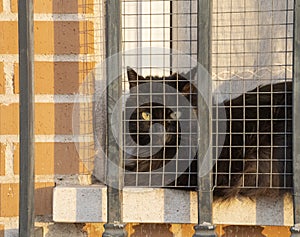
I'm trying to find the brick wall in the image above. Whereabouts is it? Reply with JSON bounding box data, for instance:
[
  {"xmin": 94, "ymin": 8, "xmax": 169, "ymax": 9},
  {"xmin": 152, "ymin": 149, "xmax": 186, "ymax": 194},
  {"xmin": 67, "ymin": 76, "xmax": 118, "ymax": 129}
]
[
  {"xmin": 0, "ymin": 0, "xmax": 294, "ymax": 236},
  {"xmin": 0, "ymin": 0, "xmax": 96, "ymax": 235}
]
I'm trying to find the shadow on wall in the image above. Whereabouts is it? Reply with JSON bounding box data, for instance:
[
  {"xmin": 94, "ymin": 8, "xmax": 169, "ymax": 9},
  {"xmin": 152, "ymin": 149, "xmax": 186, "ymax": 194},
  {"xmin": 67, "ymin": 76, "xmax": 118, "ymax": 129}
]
[
  {"xmin": 2, "ymin": 224, "xmax": 87, "ymax": 237},
  {"xmin": 222, "ymin": 226, "xmax": 265, "ymax": 237},
  {"xmin": 0, "ymin": 224, "xmax": 86, "ymax": 237},
  {"xmin": 2, "ymin": 229, "xmax": 17, "ymax": 237},
  {"xmin": 53, "ymin": 0, "xmax": 81, "ymax": 181},
  {"xmin": 52, "ymin": 0, "xmax": 97, "ymax": 181},
  {"xmin": 131, "ymin": 224, "xmax": 173, "ymax": 237},
  {"xmin": 45, "ymin": 223, "xmax": 86, "ymax": 237},
  {"xmin": 34, "ymin": 186, "xmax": 53, "ymax": 215}
]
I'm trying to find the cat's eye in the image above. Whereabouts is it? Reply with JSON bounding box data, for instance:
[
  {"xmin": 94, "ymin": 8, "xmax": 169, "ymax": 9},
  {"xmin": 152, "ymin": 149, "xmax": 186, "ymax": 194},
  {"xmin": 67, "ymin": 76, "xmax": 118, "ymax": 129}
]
[
  {"xmin": 170, "ymin": 111, "xmax": 181, "ymax": 120},
  {"xmin": 141, "ymin": 111, "xmax": 151, "ymax": 121}
]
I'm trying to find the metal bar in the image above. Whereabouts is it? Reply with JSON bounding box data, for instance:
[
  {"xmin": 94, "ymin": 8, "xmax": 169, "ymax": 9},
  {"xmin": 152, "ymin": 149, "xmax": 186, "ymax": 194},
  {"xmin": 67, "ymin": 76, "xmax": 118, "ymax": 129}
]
[
  {"xmin": 103, "ymin": 0, "xmax": 127, "ymax": 236},
  {"xmin": 194, "ymin": 0, "xmax": 216, "ymax": 236},
  {"xmin": 18, "ymin": 0, "xmax": 35, "ymax": 236},
  {"xmin": 291, "ymin": 0, "xmax": 300, "ymax": 236}
]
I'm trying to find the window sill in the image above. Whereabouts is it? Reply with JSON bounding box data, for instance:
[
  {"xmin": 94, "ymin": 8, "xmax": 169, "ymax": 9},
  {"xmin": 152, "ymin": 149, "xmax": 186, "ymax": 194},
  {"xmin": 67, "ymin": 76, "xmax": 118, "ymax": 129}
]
[{"xmin": 53, "ymin": 185, "xmax": 293, "ymax": 226}]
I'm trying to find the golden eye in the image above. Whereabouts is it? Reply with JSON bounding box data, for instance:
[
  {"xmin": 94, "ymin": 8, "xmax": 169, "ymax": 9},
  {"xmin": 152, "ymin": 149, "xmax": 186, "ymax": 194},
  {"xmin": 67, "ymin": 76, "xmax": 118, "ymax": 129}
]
[{"xmin": 141, "ymin": 111, "xmax": 151, "ymax": 121}]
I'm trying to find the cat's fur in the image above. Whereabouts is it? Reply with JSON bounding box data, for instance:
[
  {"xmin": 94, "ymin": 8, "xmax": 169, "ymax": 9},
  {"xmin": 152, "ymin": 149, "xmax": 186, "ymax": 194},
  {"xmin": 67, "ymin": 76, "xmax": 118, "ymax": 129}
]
[{"xmin": 124, "ymin": 67, "xmax": 292, "ymax": 200}]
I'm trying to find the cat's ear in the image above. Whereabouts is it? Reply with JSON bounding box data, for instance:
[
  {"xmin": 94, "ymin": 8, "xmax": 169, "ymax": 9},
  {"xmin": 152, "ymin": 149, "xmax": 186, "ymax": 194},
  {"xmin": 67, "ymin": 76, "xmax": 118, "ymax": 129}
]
[
  {"xmin": 127, "ymin": 66, "xmax": 145, "ymax": 88},
  {"xmin": 180, "ymin": 66, "xmax": 198, "ymax": 81}
]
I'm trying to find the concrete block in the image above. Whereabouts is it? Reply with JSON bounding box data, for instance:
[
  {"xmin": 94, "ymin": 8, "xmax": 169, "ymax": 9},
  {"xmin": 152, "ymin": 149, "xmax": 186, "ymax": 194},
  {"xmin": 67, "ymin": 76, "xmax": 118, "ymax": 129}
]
[
  {"xmin": 53, "ymin": 185, "xmax": 107, "ymax": 222},
  {"xmin": 123, "ymin": 188, "xmax": 197, "ymax": 223},
  {"xmin": 53, "ymin": 185, "xmax": 294, "ymax": 226}
]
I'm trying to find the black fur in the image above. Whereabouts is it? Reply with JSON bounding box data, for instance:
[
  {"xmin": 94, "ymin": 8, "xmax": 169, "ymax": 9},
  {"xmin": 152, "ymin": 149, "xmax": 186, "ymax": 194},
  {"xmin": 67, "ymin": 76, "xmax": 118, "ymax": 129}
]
[{"xmin": 124, "ymin": 67, "xmax": 292, "ymax": 200}]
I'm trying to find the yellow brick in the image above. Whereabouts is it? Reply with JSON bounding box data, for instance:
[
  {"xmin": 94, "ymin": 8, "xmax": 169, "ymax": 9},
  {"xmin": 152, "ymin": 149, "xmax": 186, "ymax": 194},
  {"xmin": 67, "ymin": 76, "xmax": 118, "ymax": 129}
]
[
  {"xmin": 0, "ymin": 103, "xmax": 75, "ymax": 135},
  {"xmin": 0, "ymin": 20, "xmax": 94, "ymax": 54},
  {"xmin": 34, "ymin": 21, "xmax": 94, "ymax": 55},
  {"xmin": 0, "ymin": 182, "xmax": 54, "ymax": 217},
  {"xmin": 35, "ymin": 103, "xmax": 74, "ymax": 135},
  {"xmin": 14, "ymin": 143, "xmax": 84, "ymax": 175},
  {"xmin": 0, "ymin": 22, "xmax": 18, "ymax": 54},
  {"xmin": 11, "ymin": 0, "xmax": 94, "ymax": 14},
  {"xmin": 0, "ymin": 144, "xmax": 5, "ymax": 176},
  {"xmin": 0, "ymin": 63, "xmax": 5, "ymax": 94},
  {"xmin": 0, "ymin": 183, "xmax": 19, "ymax": 217},
  {"xmin": 14, "ymin": 62, "xmax": 95, "ymax": 94},
  {"xmin": 0, "ymin": 104, "xmax": 19, "ymax": 135}
]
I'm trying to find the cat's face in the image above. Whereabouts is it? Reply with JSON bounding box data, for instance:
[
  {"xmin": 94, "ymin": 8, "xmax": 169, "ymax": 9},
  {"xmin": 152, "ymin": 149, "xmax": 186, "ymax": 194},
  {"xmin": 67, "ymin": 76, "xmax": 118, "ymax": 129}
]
[
  {"xmin": 125, "ymin": 67, "xmax": 197, "ymax": 163},
  {"xmin": 128, "ymin": 102, "xmax": 181, "ymax": 148}
]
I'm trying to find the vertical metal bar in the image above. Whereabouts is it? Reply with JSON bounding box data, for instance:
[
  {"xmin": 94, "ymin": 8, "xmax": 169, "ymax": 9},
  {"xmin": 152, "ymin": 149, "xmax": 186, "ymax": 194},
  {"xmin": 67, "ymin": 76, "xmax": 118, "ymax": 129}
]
[
  {"xmin": 291, "ymin": 0, "xmax": 300, "ymax": 236},
  {"xmin": 194, "ymin": 0, "xmax": 216, "ymax": 236},
  {"xmin": 18, "ymin": 0, "xmax": 35, "ymax": 236},
  {"xmin": 103, "ymin": 0, "xmax": 127, "ymax": 236}
]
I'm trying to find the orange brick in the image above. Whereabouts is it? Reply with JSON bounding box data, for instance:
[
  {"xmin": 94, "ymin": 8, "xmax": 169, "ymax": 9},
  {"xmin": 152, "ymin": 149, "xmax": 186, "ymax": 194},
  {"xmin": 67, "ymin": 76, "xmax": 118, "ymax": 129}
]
[
  {"xmin": 11, "ymin": 0, "xmax": 93, "ymax": 14},
  {"xmin": 0, "ymin": 21, "xmax": 94, "ymax": 55},
  {"xmin": 216, "ymin": 225, "xmax": 226, "ymax": 236},
  {"xmin": 34, "ymin": 21, "xmax": 94, "ymax": 54},
  {"xmin": 35, "ymin": 103, "xmax": 74, "ymax": 135},
  {"xmin": 0, "ymin": 103, "xmax": 75, "ymax": 135},
  {"xmin": 14, "ymin": 62, "xmax": 95, "ymax": 94},
  {"xmin": 126, "ymin": 224, "xmax": 137, "ymax": 236},
  {"xmin": 0, "ymin": 22, "xmax": 18, "ymax": 54},
  {"xmin": 14, "ymin": 142, "xmax": 84, "ymax": 175},
  {"xmin": 0, "ymin": 104, "xmax": 19, "ymax": 135},
  {"xmin": 0, "ymin": 63, "xmax": 5, "ymax": 94},
  {"xmin": 83, "ymin": 224, "xmax": 104, "ymax": 236},
  {"xmin": 0, "ymin": 20, "xmax": 94, "ymax": 54},
  {"xmin": 262, "ymin": 226, "xmax": 291, "ymax": 237},
  {"xmin": 171, "ymin": 224, "xmax": 195, "ymax": 237},
  {"xmin": 0, "ymin": 144, "xmax": 5, "ymax": 176},
  {"xmin": 0, "ymin": 182, "xmax": 54, "ymax": 217},
  {"xmin": 0, "ymin": 225, "xmax": 4, "ymax": 237}
]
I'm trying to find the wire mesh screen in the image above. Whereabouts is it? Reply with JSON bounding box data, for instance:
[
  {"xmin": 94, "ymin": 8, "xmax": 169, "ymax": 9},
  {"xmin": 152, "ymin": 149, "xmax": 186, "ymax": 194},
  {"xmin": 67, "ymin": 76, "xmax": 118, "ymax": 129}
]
[
  {"xmin": 73, "ymin": 0, "xmax": 106, "ymax": 183},
  {"xmin": 212, "ymin": 0, "xmax": 294, "ymax": 197},
  {"xmin": 121, "ymin": 0, "xmax": 294, "ymax": 194},
  {"xmin": 122, "ymin": 0, "xmax": 199, "ymax": 188}
]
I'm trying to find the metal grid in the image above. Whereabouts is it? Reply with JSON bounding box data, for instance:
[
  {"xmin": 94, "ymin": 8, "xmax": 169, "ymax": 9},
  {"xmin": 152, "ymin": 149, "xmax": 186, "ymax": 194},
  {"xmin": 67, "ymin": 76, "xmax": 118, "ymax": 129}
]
[
  {"xmin": 75, "ymin": 0, "xmax": 106, "ymax": 181},
  {"xmin": 212, "ymin": 0, "xmax": 294, "ymax": 196},
  {"xmin": 121, "ymin": 0, "xmax": 294, "ymax": 194},
  {"xmin": 122, "ymin": 0, "xmax": 198, "ymax": 188}
]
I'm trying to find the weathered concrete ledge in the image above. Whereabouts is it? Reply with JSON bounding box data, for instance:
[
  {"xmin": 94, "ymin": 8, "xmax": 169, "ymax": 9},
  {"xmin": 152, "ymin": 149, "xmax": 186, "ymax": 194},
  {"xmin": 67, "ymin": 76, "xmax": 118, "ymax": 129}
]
[{"xmin": 53, "ymin": 185, "xmax": 293, "ymax": 226}]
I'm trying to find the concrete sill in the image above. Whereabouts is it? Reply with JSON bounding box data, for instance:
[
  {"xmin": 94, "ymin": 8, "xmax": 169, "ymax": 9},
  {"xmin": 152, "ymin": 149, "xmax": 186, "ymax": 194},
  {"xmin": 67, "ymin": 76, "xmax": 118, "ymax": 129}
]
[{"xmin": 53, "ymin": 185, "xmax": 293, "ymax": 226}]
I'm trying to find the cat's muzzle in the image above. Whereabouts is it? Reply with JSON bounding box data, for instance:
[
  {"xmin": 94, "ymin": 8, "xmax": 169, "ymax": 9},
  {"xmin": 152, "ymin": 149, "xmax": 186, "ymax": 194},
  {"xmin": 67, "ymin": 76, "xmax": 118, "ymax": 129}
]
[{"xmin": 147, "ymin": 121, "xmax": 177, "ymax": 144}]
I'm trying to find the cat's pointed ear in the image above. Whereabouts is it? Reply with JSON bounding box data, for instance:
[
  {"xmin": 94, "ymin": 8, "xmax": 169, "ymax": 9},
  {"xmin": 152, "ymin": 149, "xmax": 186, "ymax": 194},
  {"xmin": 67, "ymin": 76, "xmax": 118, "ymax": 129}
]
[
  {"xmin": 127, "ymin": 66, "xmax": 144, "ymax": 88},
  {"xmin": 180, "ymin": 66, "xmax": 198, "ymax": 81}
]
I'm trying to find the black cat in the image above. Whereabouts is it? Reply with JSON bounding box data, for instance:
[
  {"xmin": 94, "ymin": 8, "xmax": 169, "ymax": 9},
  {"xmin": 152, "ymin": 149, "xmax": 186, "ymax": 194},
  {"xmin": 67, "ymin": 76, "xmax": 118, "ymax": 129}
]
[{"xmin": 124, "ymin": 67, "xmax": 293, "ymax": 200}]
